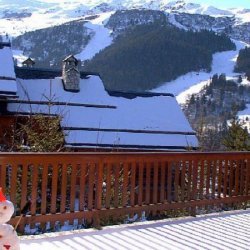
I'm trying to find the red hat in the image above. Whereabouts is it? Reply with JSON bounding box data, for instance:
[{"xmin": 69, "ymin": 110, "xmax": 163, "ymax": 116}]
[{"xmin": 0, "ymin": 188, "xmax": 6, "ymax": 202}]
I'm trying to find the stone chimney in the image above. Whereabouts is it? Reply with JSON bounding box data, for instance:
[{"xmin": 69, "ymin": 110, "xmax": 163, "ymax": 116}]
[{"xmin": 62, "ymin": 55, "xmax": 80, "ymax": 92}]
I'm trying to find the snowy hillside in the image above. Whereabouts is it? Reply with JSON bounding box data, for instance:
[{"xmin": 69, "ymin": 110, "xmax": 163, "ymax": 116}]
[
  {"xmin": 2, "ymin": 0, "xmax": 250, "ymax": 66},
  {"xmin": 1, "ymin": 0, "xmax": 250, "ymax": 107},
  {"xmin": 0, "ymin": 0, "xmax": 249, "ymax": 37}
]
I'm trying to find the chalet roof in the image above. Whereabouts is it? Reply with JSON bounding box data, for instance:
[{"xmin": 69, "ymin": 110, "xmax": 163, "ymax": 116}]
[
  {"xmin": 0, "ymin": 43, "xmax": 17, "ymax": 97},
  {"xmin": 7, "ymin": 73, "xmax": 198, "ymax": 150},
  {"xmin": 1, "ymin": 44, "xmax": 198, "ymax": 150}
]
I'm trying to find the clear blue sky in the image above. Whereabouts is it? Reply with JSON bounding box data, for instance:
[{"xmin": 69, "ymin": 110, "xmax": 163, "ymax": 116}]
[{"xmin": 187, "ymin": 0, "xmax": 250, "ymax": 9}]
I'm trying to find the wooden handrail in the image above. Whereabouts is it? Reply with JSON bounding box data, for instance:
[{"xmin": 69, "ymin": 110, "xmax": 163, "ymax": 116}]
[{"xmin": 0, "ymin": 152, "xmax": 249, "ymax": 234}]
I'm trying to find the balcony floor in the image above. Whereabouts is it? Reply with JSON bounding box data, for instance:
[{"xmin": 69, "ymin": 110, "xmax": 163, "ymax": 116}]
[{"xmin": 20, "ymin": 209, "xmax": 250, "ymax": 250}]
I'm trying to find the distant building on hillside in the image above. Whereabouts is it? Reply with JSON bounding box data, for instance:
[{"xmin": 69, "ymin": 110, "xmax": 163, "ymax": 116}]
[
  {"xmin": 0, "ymin": 42, "xmax": 198, "ymax": 151},
  {"xmin": 22, "ymin": 57, "xmax": 35, "ymax": 68}
]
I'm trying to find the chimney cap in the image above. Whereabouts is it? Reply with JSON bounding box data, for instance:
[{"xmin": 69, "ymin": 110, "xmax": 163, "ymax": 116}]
[{"xmin": 63, "ymin": 55, "xmax": 78, "ymax": 64}]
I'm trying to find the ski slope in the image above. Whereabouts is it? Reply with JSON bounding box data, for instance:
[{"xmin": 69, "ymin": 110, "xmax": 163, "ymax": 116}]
[
  {"xmin": 75, "ymin": 12, "xmax": 114, "ymax": 61},
  {"xmin": 153, "ymin": 40, "xmax": 249, "ymax": 104}
]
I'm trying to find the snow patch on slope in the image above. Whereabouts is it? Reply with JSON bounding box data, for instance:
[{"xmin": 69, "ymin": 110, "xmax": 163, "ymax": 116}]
[
  {"xmin": 168, "ymin": 13, "xmax": 188, "ymax": 30},
  {"xmin": 75, "ymin": 12, "xmax": 114, "ymax": 61}
]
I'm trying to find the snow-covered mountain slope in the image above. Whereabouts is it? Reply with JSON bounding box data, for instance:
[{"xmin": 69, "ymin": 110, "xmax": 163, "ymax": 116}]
[
  {"xmin": 1, "ymin": 0, "xmax": 250, "ymax": 107},
  {"xmin": 0, "ymin": 0, "xmax": 249, "ymax": 37},
  {"xmin": 75, "ymin": 12, "xmax": 114, "ymax": 61},
  {"xmin": 1, "ymin": 0, "xmax": 250, "ymax": 68},
  {"xmin": 153, "ymin": 40, "xmax": 250, "ymax": 104}
]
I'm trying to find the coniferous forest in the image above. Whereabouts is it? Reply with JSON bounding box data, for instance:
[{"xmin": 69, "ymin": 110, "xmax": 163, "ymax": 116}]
[
  {"xmin": 12, "ymin": 20, "xmax": 93, "ymax": 68},
  {"xmin": 235, "ymin": 46, "xmax": 250, "ymax": 80},
  {"xmin": 184, "ymin": 73, "xmax": 250, "ymax": 151},
  {"xmin": 85, "ymin": 24, "xmax": 235, "ymax": 91}
]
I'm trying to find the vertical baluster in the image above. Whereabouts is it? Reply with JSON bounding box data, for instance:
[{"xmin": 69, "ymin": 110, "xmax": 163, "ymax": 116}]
[
  {"xmin": 145, "ymin": 162, "xmax": 151, "ymax": 205},
  {"xmin": 138, "ymin": 162, "xmax": 144, "ymax": 206},
  {"xmin": 192, "ymin": 160, "xmax": 198, "ymax": 201},
  {"xmin": 181, "ymin": 161, "xmax": 186, "ymax": 201},
  {"xmin": 167, "ymin": 162, "xmax": 172, "ymax": 203},
  {"xmin": 105, "ymin": 163, "xmax": 111, "ymax": 209},
  {"xmin": 18, "ymin": 164, "xmax": 28, "ymax": 232},
  {"xmin": 122, "ymin": 162, "xmax": 129, "ymax": 207},
  {"xmin": 41, "ymin": 164, "xmax": 48, "ymax": 218},
  {"xmin": 153, "ymin": 162, "xmax": 159, "ymax": 204},
  {"xmin": 88, "ymin": 163, "xmax": 94, "ymax": 210},
  {"xmin": 79, "ymin": 162, "xmax": 87, "ymax": 211},
  {"xmin": 114, "ymin": 163, "xmax": 120, "ymax": 208},
  {"xmin": 229, "ymin": 161, "xmax": 234, "ymax": 197},
  {"xmin": 69, "ymin": 164, "xmax": 77, "ymax": 214},
  {"xmin": 31, "ymin": 165, "xmax": 39, "ymax": 229},
  {"xmin": 187, "ymin": 161, "xmax": 192, "ymax": 201},
  {"xmin": 130, "ymin": 162, "xmax": 136, "ymax": 207},
  {"xmin": 10, "ymin": 164, "xmax": 17, "ymax": 208},
  {"xmin": 174, "ymin": 162, "xmax": 179, "ymax": 202},
  {"xmin": 93, "ymin": 162, "xmax": 103, "ymax": 227},
  {"xmin": 49, "ymin": 163, "xmax": 58, "ymax": 229},
  {"xmin": 60, "ymin": 164, "xmax": 67, "ymax": 214},
  {"xmin": 217, "ymin": 160, "xmax": 222, "ymax": 198},
  {"xmin": 95, "ymin": 163, "xmax": 103, "ymax": 210},
  {"xmin": 234, "ymin": 160, "xmax": 240, "ymax": 196},
  {"xmin": 205, "ymin": 160, "xmax": 211, "ymax": 199},
  {"xmin": 245, "ymin": 159, "xmax": 250, "ymax": 196},
  {"xmin": 211, "ymin": 161, "xmax": 216, "ymax": 199},
  {"xmin": 160, "ymin": 162, "xmax": 166, "ymax": 203},
  {"xmin": 239, "ymin": 160, "xmax": 245, "ymax": 196},
  {"xmin": 199, "ymin": 160, "xmax": 205, "ymax": 200},
  {"xmin": 223, "ymin": 161, "xmax": 229, "ymax": 198},
  {"xmin": 20, "ymin": 165, "xmax": 28, "ymax": 211},
  {"xmin": 51, "ymin": 164, "xmax": 59, "ymax": 215}
]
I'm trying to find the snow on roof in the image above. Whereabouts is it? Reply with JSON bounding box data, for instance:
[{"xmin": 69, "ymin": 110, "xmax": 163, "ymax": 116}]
[
  {"xmin": 65, "ymin": 131, "xmax": 198, "ymax": 150},
  {"xmin": 7, "ymin": 72, "xmax": 198, "ymax": 150},
  {"xmin": 0, "ymin": 80, "xmax": 18, "ymax": 95},
  {"xmin": 0, "ymin": 45, "xmax": 16, "ymax": 79},
  {"xmin": 0, "ymin": 44, "xmax": 17, "ymax": 95}
]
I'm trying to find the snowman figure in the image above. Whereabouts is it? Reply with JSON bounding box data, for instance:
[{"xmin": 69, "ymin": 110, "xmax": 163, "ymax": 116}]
[{"xmin": 0, "ymin": 188, "xmax": 20, "ymax": 250}]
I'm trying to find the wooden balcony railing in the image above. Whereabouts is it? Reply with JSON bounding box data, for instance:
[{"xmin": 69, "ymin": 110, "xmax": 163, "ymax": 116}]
[{"xmin": 0, "ymin": 152, "xmax": 249, "ymax": 234}]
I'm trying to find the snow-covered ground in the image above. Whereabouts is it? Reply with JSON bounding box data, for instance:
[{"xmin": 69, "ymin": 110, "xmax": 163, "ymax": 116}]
[
  {"xmin": 20, "ymin": 209, "xmax": 250, "ymax": 250},
  {"xmin": 75, "ymin": 12, "xmax": 114, "ymax": 61},
  {"xmin": 153, "ymin": 40, "xmax": 249, "ymax": 104}
]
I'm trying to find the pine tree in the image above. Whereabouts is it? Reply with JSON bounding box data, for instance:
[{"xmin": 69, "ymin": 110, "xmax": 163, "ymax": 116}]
[
  {"xmin": 222, "ymin": 117, "xmax": 250, "ymax": 151},
  {"xmin": 15, "ymin": 115, "xmax": 65, "ymax": 152}
]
